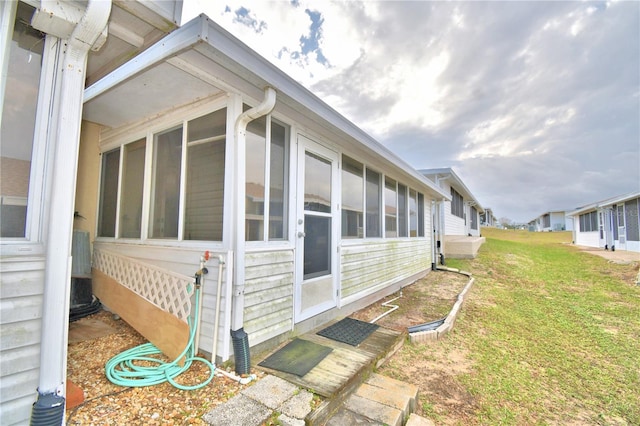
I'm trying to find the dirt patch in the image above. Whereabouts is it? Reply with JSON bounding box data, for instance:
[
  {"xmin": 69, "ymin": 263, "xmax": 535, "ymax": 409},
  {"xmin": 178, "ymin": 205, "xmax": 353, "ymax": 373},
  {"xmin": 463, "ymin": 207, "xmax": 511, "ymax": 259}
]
[
  {"xmin": 350, "ymin": 270, "xmax": 470, "ymax": 330},
  {"xmin": 352, "ymin": 270, "xmax": 478, "ymax": 424}
]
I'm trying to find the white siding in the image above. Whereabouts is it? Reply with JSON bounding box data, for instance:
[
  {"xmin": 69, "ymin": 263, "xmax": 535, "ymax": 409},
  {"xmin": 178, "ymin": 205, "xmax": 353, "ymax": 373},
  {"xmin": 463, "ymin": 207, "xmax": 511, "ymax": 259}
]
[
  {"xmin": 243, "ymin": 250, "xmax": 294, "ymax": 347},
  {"xmin": 0, "ymin": 256, "xmax": 45, "ymax": 425},
  {"xmin": 340, "ymin": 239, "xmax": 431, "ymax": 300}
]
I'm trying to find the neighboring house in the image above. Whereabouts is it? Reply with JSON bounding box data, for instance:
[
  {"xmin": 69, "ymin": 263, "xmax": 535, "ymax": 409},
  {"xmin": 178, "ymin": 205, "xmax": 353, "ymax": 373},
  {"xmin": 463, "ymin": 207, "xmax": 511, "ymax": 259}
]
[
  {"xmin": 528, "ymin": 210, "xmax": 573, "ymax": 232},
  {"xmin": 419, "ymin": 168, "xmax": 485, "ymax": 259},
  {"xmin": 76, "ymin": 13, "xmax": 451, "ymax": 386},
  {"xmin": 0, "ymin": 1, "xmax": 182, "ymax": 423},
  {"xmin": 567, "ymin": 191, "xmax": 640, "ymax": 253},
  {"xmin": 481, "ymin": 208, "xmax": 497, "ymax": 227}
]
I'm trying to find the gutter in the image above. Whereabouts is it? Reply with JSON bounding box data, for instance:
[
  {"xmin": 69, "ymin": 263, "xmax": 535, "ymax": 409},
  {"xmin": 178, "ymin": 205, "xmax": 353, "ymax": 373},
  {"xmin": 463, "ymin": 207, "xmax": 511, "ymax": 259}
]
[{"xmin": 31, "ymin": 0, "xmax": 111, "ymax": 422}]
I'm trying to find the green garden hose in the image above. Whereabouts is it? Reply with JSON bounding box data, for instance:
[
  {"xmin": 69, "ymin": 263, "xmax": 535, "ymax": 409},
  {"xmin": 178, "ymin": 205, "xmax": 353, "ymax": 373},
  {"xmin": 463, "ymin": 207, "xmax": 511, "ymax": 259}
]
[{"xmin": 105, "ymin": 284, "xmax": 215, "ymax": 390}]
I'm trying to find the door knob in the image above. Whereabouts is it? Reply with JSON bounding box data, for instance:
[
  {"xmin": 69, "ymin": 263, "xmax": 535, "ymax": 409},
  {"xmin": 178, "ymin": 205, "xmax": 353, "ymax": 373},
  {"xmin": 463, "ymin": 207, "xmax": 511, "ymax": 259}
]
[{"xmin": 297, "ymin": 231, "xmax": 306, "ymax": 238}]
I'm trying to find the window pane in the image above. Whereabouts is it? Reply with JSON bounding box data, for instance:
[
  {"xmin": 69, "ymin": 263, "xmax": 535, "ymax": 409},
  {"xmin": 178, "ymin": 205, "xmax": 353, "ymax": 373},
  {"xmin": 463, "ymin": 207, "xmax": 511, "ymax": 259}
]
[
  {"xmin": 119, "ymin": 139, "xmax": 145, "ymax": 238},
  {"xmin": 304, "ymin": 214, "xmax": 331, "ymax": 278},
  {"xmin": 409, "ymin": 189, "xmax": 418, "ymax": 237},
  {"xmin": 398, "ymin": 184, "xmax": 407, "ymax": 237},
  {"xmin": 245, "ymin": 115, "xmax": 267, "ymax": 241},
  {"xmin": 305, "ymin": 152, "xmax": 331, "ymax": 213},
  {"xmin": 625, "ymin": 199, "xmax": 639, "ymax": 241},
  {"xmin": 0, "ymin": 3, "xmax": 43, "ymax": 238},
  {"xmin": 341, "ymin": 156, "xmax": 363, "ymax": 238},
  {"xmin": 98, "ymin": 149, "xmax": 120, "ymax": 237},
  {"xmin": 385, "ymin": 178, "xmax": 397, "ymax": 237},
  {"xmin": 150, "ymin": 127, "xmax": 182, "ymax": 239},
  {"xmin": 471, "ymin": 206, "xmax": 478, "ymax": 230},
  {"xmin": 366, "ymin": 169, "xmax": 381, "ymax": 238},
  {"xmin": 418, "ymin": 193, "xmax": 425, "ymax": 237},
  {"xmin": 269, "ymin": 121, "xmax": 287, "ymax": 239},
  {"xmin": 185, "ymin": 109, "xmax": 226, "ymax": 241}
]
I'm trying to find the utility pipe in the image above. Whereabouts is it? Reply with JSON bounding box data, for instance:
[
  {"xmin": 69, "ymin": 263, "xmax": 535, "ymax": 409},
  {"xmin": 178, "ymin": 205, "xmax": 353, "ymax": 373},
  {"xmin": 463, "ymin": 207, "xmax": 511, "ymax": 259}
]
[
  {"xmin": 35, "ymin": 0, "xmax": 111, "ymax": 406},
  {"xmin": 370, "ymin": 292, "xmax": 402, "ymax": 324},
  {"xmin": 231, "ymin": 87, "xmax": 276, "ymax": 331}
]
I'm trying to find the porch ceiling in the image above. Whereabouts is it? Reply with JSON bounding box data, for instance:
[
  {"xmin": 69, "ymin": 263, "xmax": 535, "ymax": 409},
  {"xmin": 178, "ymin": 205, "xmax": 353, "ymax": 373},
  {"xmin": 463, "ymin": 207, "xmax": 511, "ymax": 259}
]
[{"xmin": 83, "ymin": 59, "xmax": 224, "ymax": 128}]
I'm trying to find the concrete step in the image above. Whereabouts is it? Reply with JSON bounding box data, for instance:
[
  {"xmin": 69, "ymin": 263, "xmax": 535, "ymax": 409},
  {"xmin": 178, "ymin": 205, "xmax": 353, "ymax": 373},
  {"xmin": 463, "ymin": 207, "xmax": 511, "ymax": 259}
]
[{"xmin": 326, "ymin": 373, "xmax": 420, "ymax": 426}]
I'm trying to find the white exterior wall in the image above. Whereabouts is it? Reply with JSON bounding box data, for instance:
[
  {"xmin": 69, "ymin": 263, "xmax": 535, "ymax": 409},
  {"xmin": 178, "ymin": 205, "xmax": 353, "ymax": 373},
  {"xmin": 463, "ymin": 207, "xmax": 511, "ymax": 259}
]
[
  {"xmin": 244, "ymin": 250, "xmax": 294, "ymax": 349},
  {"xmin": 0, "ymin": 257, "xmax": 45, "ymax": 425}
]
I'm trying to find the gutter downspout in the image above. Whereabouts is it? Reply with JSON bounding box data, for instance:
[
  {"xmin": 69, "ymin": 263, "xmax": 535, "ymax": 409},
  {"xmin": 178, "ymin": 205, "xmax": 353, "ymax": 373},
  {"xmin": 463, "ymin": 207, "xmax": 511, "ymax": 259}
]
[
  {"xmin": 32, "ymin": 1, "xmax": 111, "ymax": 423},
  {"xmin": 230, "ymin": 87, "xmax": 276, "ymax": 374}
]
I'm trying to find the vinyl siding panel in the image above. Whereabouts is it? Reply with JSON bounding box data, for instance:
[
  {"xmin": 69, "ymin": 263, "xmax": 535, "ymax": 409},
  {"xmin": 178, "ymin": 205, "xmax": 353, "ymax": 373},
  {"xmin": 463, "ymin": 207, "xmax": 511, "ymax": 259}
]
[
  {"xmin": 243, "ymin": 250, "xmax": 294, "ymax": 347},
  {"xmin": 0, "ymin": 256, "xmax": 45, "ymax": 425},
  {"xmin": 341, "ymin": 239, "xmax": 431, "ymax": 299}
]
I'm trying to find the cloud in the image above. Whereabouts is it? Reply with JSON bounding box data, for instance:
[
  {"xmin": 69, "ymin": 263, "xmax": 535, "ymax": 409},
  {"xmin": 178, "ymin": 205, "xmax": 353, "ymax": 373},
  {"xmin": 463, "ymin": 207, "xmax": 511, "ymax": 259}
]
[{"xmin": 182, "ymin": 0, "xmax": 639, "ymax": 222}]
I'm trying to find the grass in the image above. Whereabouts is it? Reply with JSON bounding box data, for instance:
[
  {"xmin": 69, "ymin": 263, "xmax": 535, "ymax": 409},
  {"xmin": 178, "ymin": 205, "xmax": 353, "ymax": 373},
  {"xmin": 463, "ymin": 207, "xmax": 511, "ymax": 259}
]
[{"xmin": 421, "ymin": 228, "xmax": 639, "ymax": 425}]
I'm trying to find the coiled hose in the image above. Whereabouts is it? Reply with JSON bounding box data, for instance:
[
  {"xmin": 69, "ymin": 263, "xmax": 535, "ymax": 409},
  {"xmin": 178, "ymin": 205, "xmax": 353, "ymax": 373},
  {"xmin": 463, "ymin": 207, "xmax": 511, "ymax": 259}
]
[{"xmin": 104, "ymin": 284, "xmax": 215, "ymax": 390}]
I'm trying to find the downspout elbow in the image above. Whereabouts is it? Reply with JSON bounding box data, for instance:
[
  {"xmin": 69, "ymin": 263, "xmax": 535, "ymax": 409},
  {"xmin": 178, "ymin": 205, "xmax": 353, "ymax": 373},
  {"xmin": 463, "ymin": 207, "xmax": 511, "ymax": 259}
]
[{"xmin": 235, "ymin": 87, "xmax": 277, "ymax": 131}]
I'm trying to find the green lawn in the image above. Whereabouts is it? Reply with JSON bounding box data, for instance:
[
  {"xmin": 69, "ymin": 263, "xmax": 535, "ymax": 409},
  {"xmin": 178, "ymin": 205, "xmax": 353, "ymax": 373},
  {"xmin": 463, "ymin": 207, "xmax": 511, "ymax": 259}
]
[{"xmin": 402, "ymin": 228, "xmax": 639, "ymax": 425}]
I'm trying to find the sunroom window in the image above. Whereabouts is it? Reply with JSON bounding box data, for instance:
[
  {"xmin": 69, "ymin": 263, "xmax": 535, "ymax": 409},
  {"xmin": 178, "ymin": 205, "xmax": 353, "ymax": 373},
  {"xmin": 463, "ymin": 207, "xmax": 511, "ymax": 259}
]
[
  {"xmin": 341, "ymin": 156, "xmax": 363, "ymax": 238},
  {"xmin": 409, "ymin": 189, "xmax": 418, "ymax": 237},
  {"xmin": 397, "ymin": 184, "xmax": 408, "ymax": 237},
  {"xmin": 97, "ymin": 108, "xmax": 227, "ymax": 241},
  {"xmin": 365, "ymin": 168, "xmax": 381, "ymax": 238},
  {"xmin": 245, "ymin": 111, "xmax": 289, "ymax": 242},
  {"xmin": 0, "ymin": 2, "xmax": 44, "ymax": 239},
  {"xmin": 384, "ymin": 178, "xmax": 397, "ymax": 238}
]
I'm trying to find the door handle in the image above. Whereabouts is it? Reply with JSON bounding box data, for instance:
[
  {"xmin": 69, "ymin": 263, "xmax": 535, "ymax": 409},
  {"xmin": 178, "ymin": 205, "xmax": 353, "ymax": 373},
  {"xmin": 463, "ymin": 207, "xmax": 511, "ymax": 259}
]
[{"xmin": 297, "ymin": 231, "xmax": 306, "ymax": 238}]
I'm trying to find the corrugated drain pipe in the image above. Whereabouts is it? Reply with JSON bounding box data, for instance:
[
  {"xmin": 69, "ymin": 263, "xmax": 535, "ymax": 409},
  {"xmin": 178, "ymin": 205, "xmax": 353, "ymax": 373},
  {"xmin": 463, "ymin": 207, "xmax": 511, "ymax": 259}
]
[{"xmin": 231, "ymin": 87, "xmax": 276, "ymax": 375}]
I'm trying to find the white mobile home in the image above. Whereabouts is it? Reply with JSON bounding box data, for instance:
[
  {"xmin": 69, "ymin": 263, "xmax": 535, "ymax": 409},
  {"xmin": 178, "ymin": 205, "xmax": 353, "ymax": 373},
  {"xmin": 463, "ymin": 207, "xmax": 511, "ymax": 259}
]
[
  {"xmin": 78, "ymin": 13, "xmax": 450, "ymax": 383},
  {"xmin": 568, "ymin": 192, "xmax": 640, "ymax": 253},
  {"xmin": 0, "ymin": 1, "xmax": 182, "ymax": 423},
  {"xmin": 528, "ymin": 210, "xmax": 573, "ymax": 232},
  {"xmin": 419, "ymin": 168, "xmax": 485, "ymax": 259}
]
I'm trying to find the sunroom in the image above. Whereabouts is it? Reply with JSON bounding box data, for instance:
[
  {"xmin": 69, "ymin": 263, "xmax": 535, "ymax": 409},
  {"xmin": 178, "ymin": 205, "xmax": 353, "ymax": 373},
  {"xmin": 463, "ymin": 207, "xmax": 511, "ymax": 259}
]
[{"xmin": 79, "ymin": 14, "xmax": 449, "ymax": 366}]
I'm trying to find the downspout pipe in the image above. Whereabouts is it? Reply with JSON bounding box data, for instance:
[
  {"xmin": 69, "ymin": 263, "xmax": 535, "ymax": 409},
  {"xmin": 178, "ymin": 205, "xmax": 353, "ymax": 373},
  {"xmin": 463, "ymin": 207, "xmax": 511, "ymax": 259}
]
[
  {"xmin": 32, "ymin": 1, "xmax": 111, "ymax": 424},
  {"xmin": 230, "ymin": 87, "xmax": 276, "ymax": 374}
]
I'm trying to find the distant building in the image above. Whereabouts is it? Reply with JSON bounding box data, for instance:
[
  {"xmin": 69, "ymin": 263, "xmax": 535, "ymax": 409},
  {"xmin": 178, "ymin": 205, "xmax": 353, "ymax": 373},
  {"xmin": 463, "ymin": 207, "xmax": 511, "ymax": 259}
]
[
  {"xmin": 419, "ymin": 168, "xmax": 485, "ymax": 259},
  {"xmin": 567, "ymin": 191, "xmax": 640, "ymax": 253},
  {"xmin": 528, "ymin": 210, "xmax": 573, "ymax": 232}
]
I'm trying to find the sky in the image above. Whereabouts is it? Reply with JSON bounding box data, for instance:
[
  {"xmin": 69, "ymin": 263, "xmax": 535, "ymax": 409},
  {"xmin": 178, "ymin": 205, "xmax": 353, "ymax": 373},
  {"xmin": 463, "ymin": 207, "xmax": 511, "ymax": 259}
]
[{"xmin": 181, "ymin": 1, "xmax": 640, "ymax": 224}]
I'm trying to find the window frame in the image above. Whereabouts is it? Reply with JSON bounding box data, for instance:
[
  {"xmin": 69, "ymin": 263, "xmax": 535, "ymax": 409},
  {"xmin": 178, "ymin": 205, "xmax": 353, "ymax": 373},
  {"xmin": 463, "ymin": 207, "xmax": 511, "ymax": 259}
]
[
  {"xmin": 1, "ymin": 3, "xmax": 58, "ymax": 255},
  {"xmin": 95, "ymin": 103, "xmax": 230, "ymax": 246}
]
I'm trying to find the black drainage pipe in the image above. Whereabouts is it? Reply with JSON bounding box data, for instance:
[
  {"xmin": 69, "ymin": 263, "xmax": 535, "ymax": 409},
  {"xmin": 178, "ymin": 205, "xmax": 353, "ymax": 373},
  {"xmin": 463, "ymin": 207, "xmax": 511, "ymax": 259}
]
[
  {"xmin": 30, "ymin": 392, "xmax": 64, "ymax": 426},
  {"xmin": 231, "ymin": 328, "xmax": 251, "ymax": 375}
]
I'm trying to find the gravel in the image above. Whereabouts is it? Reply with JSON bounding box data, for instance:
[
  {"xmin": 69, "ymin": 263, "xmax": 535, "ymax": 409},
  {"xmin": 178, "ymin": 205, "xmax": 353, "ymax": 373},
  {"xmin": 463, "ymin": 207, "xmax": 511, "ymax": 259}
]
[{"xmin": 65, "ymin": 310, "xmax": 256, "ymax": 425}]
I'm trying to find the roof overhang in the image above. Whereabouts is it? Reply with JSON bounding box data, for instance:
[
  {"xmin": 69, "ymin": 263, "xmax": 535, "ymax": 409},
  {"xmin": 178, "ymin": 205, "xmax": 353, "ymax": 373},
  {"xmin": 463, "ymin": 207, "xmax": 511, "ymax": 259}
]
[
  {"xmin": 83, "ymin": 14, "xmax": 448, "ymax": 199},
  {"xmin": 566, "ymin": 191, "xmax": 640, "ymax": 217},
  {"xmin": 419, "ymin": 167, "xmax": 482, "ymax": 209}
]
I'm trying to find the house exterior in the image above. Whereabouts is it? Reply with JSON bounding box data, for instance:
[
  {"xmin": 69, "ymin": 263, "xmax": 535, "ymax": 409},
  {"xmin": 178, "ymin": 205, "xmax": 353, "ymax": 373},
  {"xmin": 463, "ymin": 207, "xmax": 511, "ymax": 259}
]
[
  {"xmin": 481, "ymin": 208, "xmax": 497, "ymax": 227},
  {"xmin": 77, "ymin": 14, "xmax": 451, "ymax": 379},
  {"xmin": 0, "ymin": 1, "xmax": 182, "ymax": 424},
  {"xmin": 419, "ymin": 168, "xmax": 485, "ymax": 259},
  {"xmin": 567, "ymin": 192, "xmax": 640, "ymax": 253},
  {"xmin": 528, "ymin": 210, "xmax": 573, "ymax": 232}
]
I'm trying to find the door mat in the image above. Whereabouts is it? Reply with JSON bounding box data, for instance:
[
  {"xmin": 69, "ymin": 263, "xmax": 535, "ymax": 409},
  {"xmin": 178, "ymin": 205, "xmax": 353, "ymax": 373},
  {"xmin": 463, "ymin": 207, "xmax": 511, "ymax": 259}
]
[
  {"xmin": 258, "ymin": 338, "xmax": 333, "ymax": 377},
  {"xmin": 316, "ymin": 317, "xmax": 379, "ymax": 346}
]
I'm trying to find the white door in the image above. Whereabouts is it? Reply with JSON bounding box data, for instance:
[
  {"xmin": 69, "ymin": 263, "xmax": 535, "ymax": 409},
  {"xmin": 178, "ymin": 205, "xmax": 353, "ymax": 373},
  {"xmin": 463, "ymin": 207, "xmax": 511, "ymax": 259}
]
[{"xmin": 294, "ymin": 136, "xmax": 339, "ymax": 322}]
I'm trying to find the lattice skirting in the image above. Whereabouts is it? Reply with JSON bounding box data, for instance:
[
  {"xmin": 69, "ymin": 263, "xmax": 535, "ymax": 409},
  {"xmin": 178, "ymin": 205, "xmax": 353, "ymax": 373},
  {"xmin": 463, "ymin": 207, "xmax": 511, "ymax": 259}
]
[{"xmin": 93, "ymin": 248, "xmax": 195, "ymax": 322}]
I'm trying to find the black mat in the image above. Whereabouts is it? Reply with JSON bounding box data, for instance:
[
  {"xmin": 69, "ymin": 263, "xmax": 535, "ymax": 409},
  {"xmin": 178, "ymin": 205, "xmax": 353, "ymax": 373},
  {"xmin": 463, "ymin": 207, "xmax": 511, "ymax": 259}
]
[
  {"xmin": 258, "ymin": 338, "xmax": 332, "ymax": 377},
  {"xmin": 316, "ymin": 317, "xmax": 379, "ymax": 346}
]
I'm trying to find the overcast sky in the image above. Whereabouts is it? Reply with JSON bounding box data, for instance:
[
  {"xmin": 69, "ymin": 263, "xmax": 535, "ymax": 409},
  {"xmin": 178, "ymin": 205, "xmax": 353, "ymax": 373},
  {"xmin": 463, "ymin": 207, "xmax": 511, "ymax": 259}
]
[{"xmin": 181, "ymin": 1, "xmax": 639, "ymax": 223}]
